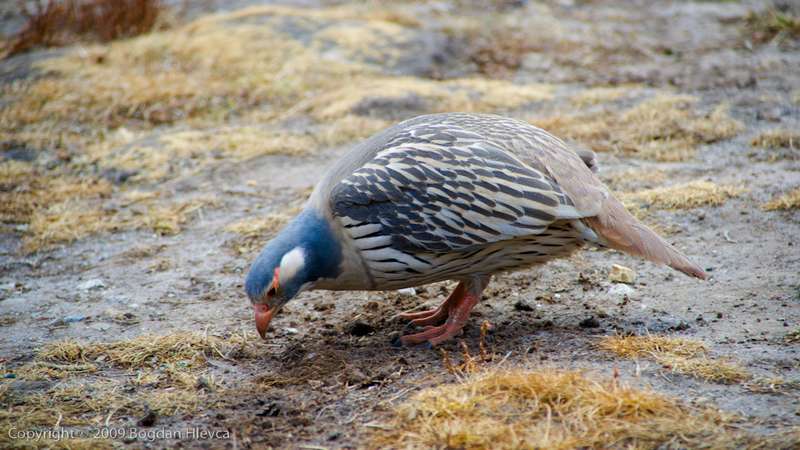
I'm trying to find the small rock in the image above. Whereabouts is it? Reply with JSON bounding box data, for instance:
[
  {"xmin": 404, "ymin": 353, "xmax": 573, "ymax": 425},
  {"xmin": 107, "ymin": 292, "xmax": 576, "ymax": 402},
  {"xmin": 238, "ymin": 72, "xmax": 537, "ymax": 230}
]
[
  {"xmin": 63, "ymin": 315, "xmax": 86, "ymax": 323},
  {"xmin": 397, "ymin": 287, "xmax": 416, "ymax": 296},
  {"xmin": 609, "ymin": 264, "xmax": 636, "ymax": 284},
  {"xmin": 514, "ymin": 300, "xmax": 534, "ymax": 312},
  {"xmin": 78, "ymin": 279, "xmax": 106, "ymax": 291},
  {"xmin": 579, "ymin": 316, "xmax": 601, "ymax": 328},
  {"xmin": 347, "ymin": 321, "xmax": 375, "ymax": 337},
  {"xmin": 608, "ymin": 283, "xmax": 636, "ymax": 297},
  {"xmin": 285, "ymin": 327, "xmax": 300, "ymax": 334},
  {"xmin": 137, "ymin": 408, "xmax": 157, "ymax": 427}
]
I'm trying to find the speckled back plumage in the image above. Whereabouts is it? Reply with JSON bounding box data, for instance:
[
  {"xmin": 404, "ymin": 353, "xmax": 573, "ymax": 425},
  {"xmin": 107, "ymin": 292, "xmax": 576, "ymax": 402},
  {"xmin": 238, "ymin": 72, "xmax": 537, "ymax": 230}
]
[{"xmin": 308, "ymin": 113, "xmax": 705, "ymax": 291}]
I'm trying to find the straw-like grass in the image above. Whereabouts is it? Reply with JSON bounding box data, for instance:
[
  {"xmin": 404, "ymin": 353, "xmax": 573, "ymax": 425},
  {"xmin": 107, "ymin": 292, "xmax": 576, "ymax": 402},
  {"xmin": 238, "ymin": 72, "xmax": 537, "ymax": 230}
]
[
  {"xmin": 533, "ymin": 94, "xmax": 741, "ymax": 161},
  {"xmin": 599, "ymin": 335, "xmax": 750, "ymax": 384},
  {"xmin": 763, "ymin": 188, "xmax": 800, "ymax": 211},
  {"xmin": 620, "ymin": 180, "xmax": 743, "ymax": 210},
  {"xmin": 751, "ymin": 128, "xmax": 799, "ymax": 150},
  {"xmin": 370, "ymin": 368, "xmax": 753, "ymax": 449},
  {"xmin": 597, "ymin": 335, "xmax": 707, "ymax": 359},
  {"xmin": 36, "ymin": 331, "xmax": 258, "ymax": 369}
]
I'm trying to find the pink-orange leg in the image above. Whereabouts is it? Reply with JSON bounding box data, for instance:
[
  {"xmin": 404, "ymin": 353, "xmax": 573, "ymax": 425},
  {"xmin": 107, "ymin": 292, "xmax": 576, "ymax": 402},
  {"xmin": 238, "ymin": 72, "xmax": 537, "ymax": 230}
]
[
  {"xmin": 398, "ymin": 282, "xmax": 466, "ymax": 327},
  {"xmin": 399, "ymin": 276, "xmax": 490, "ymax": 347}
]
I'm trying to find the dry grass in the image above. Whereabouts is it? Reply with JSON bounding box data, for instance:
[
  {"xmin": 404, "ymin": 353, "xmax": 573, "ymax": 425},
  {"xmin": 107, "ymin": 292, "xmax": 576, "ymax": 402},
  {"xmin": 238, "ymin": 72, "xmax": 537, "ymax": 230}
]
[
  {"xmin": 597, "ymin": 334, "xmax": 707, "ymax": 358},
  {"xmin": 763, "ymin": 187, "xmax": 800, "ymax": 211},
  {"xmin": 301, "ymin": 77, "xmax": 552, "ymax": 121},
  {"xmin": 370, "ymin": 368, "xmax": 753, "ymax": 449},
  {"xmin": 23, "ymin": 196, "xmax": 215, "ymax": 252},
  {"xmin": 1, "ymin": 159, "xmax": 219, "ymax": 252},
  {"xmin": 225, "ymin": 213, "xmax": 294, "ymax": 256},
  {"xmin": 5, "ymin": 0, "xmax": 164, "ymax": 57},
  {"xmin": 751, "ymin": 128, "xmax": 800, "ymax": 149},
  {"xmin": 620, "ymin": 180, "xmax": 743, "ymax": 210},
  {"xmin": 570, "ymin": 86, "xmax": 634, "ymax": 107},
  {"xmin": 657, "ymin": 355, "xmax": 751, "ymax": 384},
  {"xmin": 1, "ymin": 332, "xmax": 259, "ymax": 444},
  {"xmin": 0, "ymin": 161, "xmax": 111, "ymax": 224},
  {"xmin": 744, "ymin": 8, "xmax": 800, "ymax": 46},
  {"xmin": 533, "ymin": 94, "xmax": 742, "ymax": 161},
  {"xmin": 599, "ymin": 335, "xmax": 750, "ymax": 384},
  {"xmin": 601, "ymin": 168, "xmax": 667, "ymax": 191},
  {"xmin": 36, "ymin": 331, "xmax": 258, "ymax": 369},
  {"xmin": 12, "ymin": 361, "xmax": 98, "ymax": 380}
]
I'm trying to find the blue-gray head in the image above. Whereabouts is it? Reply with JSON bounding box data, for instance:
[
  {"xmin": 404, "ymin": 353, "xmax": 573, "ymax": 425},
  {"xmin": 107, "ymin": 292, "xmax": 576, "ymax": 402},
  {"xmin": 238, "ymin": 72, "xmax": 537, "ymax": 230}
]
[{"xmin": 245, "ymin": 209, "xmax": 341, "ymax": 338}]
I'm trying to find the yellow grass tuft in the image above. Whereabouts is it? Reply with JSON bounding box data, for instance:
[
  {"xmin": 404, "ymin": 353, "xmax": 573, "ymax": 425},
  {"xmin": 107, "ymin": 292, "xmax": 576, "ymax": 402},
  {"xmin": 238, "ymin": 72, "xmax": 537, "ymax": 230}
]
[
  {"xmin": 763, "ymin": 187, "xmax": 800, "ymax": 211},
  {"xmin": 370, "ymin": 368, "xmax": 749, "ymax": 449},
  {"xmin": 599, "ymin": 335, "xmax": 750, "ymax": 384},
  {"xmin": 751, "ymin": 128, "xmax": 799, "ymax": 149},
  {"xmin": 13, "ymin": 361, "xmax": 98, "ymax": 381},
  {"xmin": 23, "ymin": 196, "xmax": 215, "ymax": 252},
  {"xmin": 0, "ymin": 161, "xmax": 111, "ymax": 224},
  {"xmin": 37, "ymin": 331, "xmax": 258, "ymax": 369},
  {"xmin": 657, "ymin": 356, "xmax": 750, "ymax": 384},
  {"xmin": 303, "ymin": 76, "xmax": 552, "ymax": 121},
  {"xmin": 620, "ymin": 180, "xmax": 743, "ymax": 210},
  {"xmin": 598, "ymin": 335, "xmax": 707, "ymax": 358},
  {"xmin": 533, "ymin": 94, "xmax": 742, "ymax": 161},
  {"xmin": 569, "ymin": 86, "xmax": 634, "ymax": 107},
  {"xmin": 87, "ymin": 127, "xmax": 317, "ymax": 183}
]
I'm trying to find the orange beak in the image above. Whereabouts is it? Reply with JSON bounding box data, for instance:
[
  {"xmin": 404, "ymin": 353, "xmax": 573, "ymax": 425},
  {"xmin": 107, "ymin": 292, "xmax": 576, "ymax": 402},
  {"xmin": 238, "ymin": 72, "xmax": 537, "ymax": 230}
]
[
  {"xmin": 254, "ymin": 303, "xmax": 274, "ymax": 339},
  {"xmin": 254, "ymin": 269, "xmax": 280, "ymax": 339}
]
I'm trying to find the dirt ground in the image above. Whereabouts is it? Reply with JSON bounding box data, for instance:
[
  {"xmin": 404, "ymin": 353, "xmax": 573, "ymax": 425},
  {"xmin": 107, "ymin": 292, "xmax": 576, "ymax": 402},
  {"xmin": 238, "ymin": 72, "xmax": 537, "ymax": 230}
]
[{"xmin": 1, "ymin": 0, "xmax": 799, "ymax": 448}]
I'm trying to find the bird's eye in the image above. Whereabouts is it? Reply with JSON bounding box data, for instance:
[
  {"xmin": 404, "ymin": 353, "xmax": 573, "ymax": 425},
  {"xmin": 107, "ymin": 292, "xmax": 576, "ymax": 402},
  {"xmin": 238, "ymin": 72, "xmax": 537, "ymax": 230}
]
[{"xmin": 266, "ymin": 284, "xmax": 277, "ymax": 298}]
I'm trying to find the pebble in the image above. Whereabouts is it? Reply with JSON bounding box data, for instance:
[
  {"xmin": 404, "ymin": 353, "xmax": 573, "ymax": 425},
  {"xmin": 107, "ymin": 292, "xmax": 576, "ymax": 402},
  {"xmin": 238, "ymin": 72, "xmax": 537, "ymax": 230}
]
[
  {"xmin": 63, "ymin": 315, "xmax": 87, "ymax": 323},
  {"xmin": 285, "ymin": 327, "xmax": 300, "ymax": 334},
  {"xmin": 397, "ymin": 287, "xmax": 416, "ymax": 296},
  {"xmin": 609, "ymin": 264, "xmax": 636, "ymax": 284},
  {"xmin": 608, "ymin": 283, "xmax": 635, "ymax": 297},
  {"xmin": 579, "ymin": 316, "xmax": 601, "ymax": 328},
  {"xmin": 78, "ymin": 279, "xmax": 106, "ymax": 291}
]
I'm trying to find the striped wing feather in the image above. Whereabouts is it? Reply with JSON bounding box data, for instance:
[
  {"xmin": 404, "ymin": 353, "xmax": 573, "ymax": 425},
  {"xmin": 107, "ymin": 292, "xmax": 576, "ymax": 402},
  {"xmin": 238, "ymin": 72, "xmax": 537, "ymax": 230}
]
[{"xmin": 329, "ymin": 137, "xmax": 587, "ymax": 255}]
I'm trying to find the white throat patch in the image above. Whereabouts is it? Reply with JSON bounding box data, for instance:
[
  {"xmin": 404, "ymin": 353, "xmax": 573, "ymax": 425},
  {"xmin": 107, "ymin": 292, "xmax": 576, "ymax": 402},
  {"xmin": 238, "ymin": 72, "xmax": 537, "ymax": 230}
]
[{"xmin": 279, "ymin": 247, "xmax": 306, "ymax": 282}]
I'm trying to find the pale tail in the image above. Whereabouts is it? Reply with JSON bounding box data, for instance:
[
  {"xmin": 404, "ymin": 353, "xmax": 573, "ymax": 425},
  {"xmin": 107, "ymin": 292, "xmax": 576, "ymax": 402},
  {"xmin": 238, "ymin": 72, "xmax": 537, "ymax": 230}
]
[{"xmin": 584, "ymin": 196, "xmax": 708, "ymax": 280}]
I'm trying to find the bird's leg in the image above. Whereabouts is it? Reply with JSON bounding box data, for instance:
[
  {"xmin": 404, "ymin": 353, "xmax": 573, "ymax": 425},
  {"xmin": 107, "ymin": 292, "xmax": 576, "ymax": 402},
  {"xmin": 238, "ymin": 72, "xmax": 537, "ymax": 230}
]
[
  {"xmin": 400, "ymin": 276, "xmax": 490, "ymax": 347},
  {"xmin": 398, "ymin": 282, "xmax": 466, "ymax": 327}
]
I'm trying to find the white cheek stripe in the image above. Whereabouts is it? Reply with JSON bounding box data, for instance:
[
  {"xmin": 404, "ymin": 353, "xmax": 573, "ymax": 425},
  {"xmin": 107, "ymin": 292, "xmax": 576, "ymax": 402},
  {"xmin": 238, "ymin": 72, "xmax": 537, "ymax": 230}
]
[{"xmin": 279, "ymin": 247, "xmax": 306, "ymax": 282}]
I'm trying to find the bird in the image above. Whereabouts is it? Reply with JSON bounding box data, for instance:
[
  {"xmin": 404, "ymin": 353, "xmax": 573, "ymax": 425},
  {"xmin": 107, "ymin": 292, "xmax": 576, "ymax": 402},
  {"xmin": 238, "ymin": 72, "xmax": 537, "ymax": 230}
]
[{"xmin": 245, "ymin": 113, "xmax": 706, "ymax": 346}]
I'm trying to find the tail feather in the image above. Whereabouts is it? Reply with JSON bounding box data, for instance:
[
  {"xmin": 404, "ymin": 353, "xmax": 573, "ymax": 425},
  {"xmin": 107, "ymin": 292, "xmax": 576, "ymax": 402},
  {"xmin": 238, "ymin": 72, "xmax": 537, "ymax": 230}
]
[{"xmin": 584, "ymin": 196, "xmax": 708, "ymax": 280}]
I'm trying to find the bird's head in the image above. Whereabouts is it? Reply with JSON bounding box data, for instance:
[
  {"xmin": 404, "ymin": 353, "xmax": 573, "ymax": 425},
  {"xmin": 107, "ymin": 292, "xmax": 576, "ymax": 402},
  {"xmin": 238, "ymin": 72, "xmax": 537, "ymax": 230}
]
[{"xmin": 244, "ymin": 209, "xmax": 340, "ymax": 339}]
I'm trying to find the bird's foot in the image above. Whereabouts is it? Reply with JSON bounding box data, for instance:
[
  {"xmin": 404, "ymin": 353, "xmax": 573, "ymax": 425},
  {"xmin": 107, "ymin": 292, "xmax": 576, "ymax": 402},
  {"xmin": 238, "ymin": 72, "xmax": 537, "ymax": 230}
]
[
  {"xmin": 399, "ymin": 286, "xmax": 479, "ymax": 347},
  {"xmin": 399, "ymin": 323, "xmax": 467, "ymax": 346},
  {"xmin": 397, "ymin": 282, "xmax": 466, "ymax": 327}
]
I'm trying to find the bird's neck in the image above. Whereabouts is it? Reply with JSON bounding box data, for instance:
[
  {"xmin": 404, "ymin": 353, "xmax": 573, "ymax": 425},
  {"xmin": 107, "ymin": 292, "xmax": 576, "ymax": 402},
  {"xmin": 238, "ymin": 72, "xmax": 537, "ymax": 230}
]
[{"xmin": 283, "ymin": 209, "xmax": 342, "ymax": 284}]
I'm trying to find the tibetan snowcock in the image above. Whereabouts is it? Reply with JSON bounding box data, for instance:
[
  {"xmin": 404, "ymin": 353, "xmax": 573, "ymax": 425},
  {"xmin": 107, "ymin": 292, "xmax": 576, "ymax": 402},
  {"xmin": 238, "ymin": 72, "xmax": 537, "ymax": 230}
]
[{"xmin": 245, "ymin": 113, "xmax": 706, "ymax": 346}]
